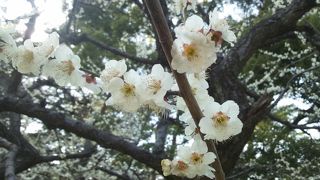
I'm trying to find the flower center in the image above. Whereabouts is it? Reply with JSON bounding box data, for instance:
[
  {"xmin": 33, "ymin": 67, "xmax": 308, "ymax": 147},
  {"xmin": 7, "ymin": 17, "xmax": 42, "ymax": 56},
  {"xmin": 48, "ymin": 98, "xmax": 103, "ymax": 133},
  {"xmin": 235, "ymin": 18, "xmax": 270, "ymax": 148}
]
[
  {"xmin": 183, "ymin": 43, "xmax": 197, "ymax": 61},
  {"xmin": 23, "ymin": 50, "xmax": 34, "ymax": 63},
  {"xmin": 191, "ymin": 152, "xmax": 204, "ymax": 165},
  {"xmin": 176, "ymin": 160, "xmax": 188, "ymax": 171},
  {"xmin": 121, "ymin": 83, "xmax": 135, "ymax": 97},
  {"xmin": 147, "ymin": 78, "xmax": 162, "ymax": 95},
  {"xmin": 212, "ymin": 111, "xmax": 230, "ymax": 127},
  {"xmin": 59, "ymin": 60, "xmax": 75, "ymax": 76}
]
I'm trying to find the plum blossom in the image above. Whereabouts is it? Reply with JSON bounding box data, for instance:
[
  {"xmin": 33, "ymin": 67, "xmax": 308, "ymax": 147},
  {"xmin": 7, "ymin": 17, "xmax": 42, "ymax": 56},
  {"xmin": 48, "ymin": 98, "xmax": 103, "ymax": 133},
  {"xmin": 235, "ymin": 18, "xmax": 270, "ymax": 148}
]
[
  {"xmin": 174, "ymin": 0, "xmax": 197, "ymax": 15},
  {"xmin": 42, "ymin": 44, "xmax": 83, "ymax": 86},
  {"xmin": 100, "ymin": 60, "xmax": 127, "ymax": 91},
  {"xmin": 174, "ymin": 15, "xmax": 205, "ymax": 39},
  {"xmin": 170, "ymin": 159, "xmax": 196, "ymax": 178},
  {"xmin": 177, "ymin": 138, "xmax": 216, "ymax": 178},
  {"xmin": 199, "ymin": 100, "xmax": 243, "ymax": 141},
  {"xmin": 81, "ymin": 73, "xmax": 102, "ymax": 94},
  {"xmin": 139, "ymin": 64, "xmax": 173, "ymax": 102},
  {"xmin": 207, "ymin": 8, "xmax": 236, "ymax": 45},
  {"xmin": 0, "ymin": 26, "xmax": 17, "ymax": 62},
  {"xmin": 175, "ymin": 73, "xmax": 213, "ymax": 112},
  {"xmin": 106, "ymin": 70, "xmax": 142, "ymax": 112},
  {"xmin": 171, "ymin": 31, "xmax": 216, "ymax": 73},
  {"xmin": 11, "ymin": 32, "xmax": 59, "ymax": 75}
]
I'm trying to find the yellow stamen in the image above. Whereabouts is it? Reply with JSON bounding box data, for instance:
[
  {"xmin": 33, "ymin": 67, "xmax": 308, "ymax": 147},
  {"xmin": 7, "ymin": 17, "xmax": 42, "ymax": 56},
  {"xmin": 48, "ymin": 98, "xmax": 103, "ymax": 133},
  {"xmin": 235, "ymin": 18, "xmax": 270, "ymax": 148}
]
[
  {"xmin": 121, "ymin": 83, "xmax": 135, "ymax": 97},
  {"xmin": 191, "ymin": 152, "xmax": 204, "ymax": 165},
  {"xmin": 212, "ymin": 111, "xmax": 230, "ymax": 127},
  {"xmin": 148, "ymin": 79, "xmax": 162, "ymax": 95},
  {"xmin": 183, "ymin": 43, "xmax": 198, "ymax": 61},
  {"xmin": 23, "ymin": 50, "xmax": 34, "ymax": 63},
  {"xmin": 59, "ymin": 60, "xmax": 75, "ymax": 75}
]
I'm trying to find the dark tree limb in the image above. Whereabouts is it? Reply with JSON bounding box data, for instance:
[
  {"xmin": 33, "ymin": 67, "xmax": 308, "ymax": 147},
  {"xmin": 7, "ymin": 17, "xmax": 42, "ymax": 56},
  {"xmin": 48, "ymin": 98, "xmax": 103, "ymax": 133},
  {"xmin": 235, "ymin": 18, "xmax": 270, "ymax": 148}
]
[
  {"xmin": 221, "ymin": 0, "xmax": 317, "ymax": 75},
  {"xmin": 268, "ymin": 113, "xmax": 320, "ymax": 131},
  {"xmin": 0, "ymin": 137, "xmax": 18, "ymax": 180},
  {"xmin": 153, "ymin": 116, "xmax": 170, "ymax": 157},
  {"xmin": 62, "ymin": 33, "xmax": 156, "ymax": 65},
  {"xmin": 96, "ymin": 167, "xmax": 131, "ymax": 180},
  {"xmin": 0, "ymin": 96, "xmax": 162, "ymax": 173}
]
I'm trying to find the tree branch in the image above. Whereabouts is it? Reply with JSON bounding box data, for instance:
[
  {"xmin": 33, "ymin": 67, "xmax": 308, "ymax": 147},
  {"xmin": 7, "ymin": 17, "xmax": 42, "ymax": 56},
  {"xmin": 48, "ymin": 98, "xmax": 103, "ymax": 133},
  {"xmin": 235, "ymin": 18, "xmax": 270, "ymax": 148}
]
[
  {"xmin": 222, "ymin": 0, "xmax": 317, "ymax": 75},
  {"xmin": 96, "ymin": 167, "xmax": 131, "ymax": 180},
  {"xmin": 268, "ymin": 113, "xmax": 320, "ymax": 131},
  {"xmin": 62, "ymin": 33, "xmax": 156, "ymax": 65},
  {"xmin": 0, "ymin": 96, "xmax": 162, "ymax": 173},
  {"xmin": 0, "ymin": 137, "xmax": 18, "ymax": 180}
]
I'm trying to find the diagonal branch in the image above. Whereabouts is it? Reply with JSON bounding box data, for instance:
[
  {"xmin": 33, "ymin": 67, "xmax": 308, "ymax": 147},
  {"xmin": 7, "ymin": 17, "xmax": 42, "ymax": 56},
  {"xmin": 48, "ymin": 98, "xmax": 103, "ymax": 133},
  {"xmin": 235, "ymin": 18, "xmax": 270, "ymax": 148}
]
[
  {"xmin": 222, "ymin": 0, "xmax": 317, "ymax": 75},
  {"xmin": 268, "ymin": 113, "xmax": 320, "ymax": 131},
  {"xmin": 0, "ymin": 137, "xmax": 18, "ymax": 180},
  {"xmin": 62, "ymin": 33, "xmax": 156, "ymax": 65},
  {"xmin": 96, "ymin": 167, "xmax": 131, "ymax": 180},
  {"xmin": 0, "ymin": 96, "xmax": 162, "ymax": 173}
]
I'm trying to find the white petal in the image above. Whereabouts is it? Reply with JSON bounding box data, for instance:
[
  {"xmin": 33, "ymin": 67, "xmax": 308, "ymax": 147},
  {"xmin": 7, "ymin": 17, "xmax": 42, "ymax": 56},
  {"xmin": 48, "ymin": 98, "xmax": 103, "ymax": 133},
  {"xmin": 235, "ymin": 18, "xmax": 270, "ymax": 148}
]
[
  {"xmin": 203, "ymin": 101, "xmax": 220, "ymax": 117},
  {"xmin": 221, "ymin": 100, "xmax": 239, "ymax": 118},
  {"xmin": 203, "ymin": 152, "xmax": 216, "ymax": 164}
]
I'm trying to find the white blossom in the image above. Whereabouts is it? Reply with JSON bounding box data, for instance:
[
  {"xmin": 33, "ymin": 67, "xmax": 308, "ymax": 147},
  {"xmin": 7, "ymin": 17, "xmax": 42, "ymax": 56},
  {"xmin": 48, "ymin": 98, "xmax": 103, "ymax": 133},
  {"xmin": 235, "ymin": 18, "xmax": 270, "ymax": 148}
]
[
  {"xmin": 208, "ymin": 8, "xmax": 236, "ymax": 45},
  {"xmin": 138, "ymin": 64, "xmax": 173, "ymax": 103},
  {"xmin": 199, "ymin": 100, "xmax": 243, "ymax": 141},
  {"xmin": 171, "ymin": 31, "xmax": 216, "ymax": 73},
  {"xmin": 11, "ymin": 32, "xmax": 59, "ymax": 75},
  {"xmin": 0, "ymin": 26, "xmax": 17, "ymax": 62},
  {"xmin": 171, "ymin": 159, "xmax": 196, "ymax": 178},
  {"xmin": 174, "ymin": 15, "xmax": 205, "ymax": 39},
  {"xmin": 42, "ymin": 44, "xmax": 83, "ymax": 86},
  {"xmin": 177, "ymin": 138, "xmax": 216, "ymax": 178},
  {"xmin": 106, "ymin": 70, "xmax": 142, "ymax": 112},
  {"xmin": 174, "ymin": 0, "xmax": 197, "ymax": 15},
  {"xmin": 100, "ymin": 60, "xmax": 127, "ymax": 91}
]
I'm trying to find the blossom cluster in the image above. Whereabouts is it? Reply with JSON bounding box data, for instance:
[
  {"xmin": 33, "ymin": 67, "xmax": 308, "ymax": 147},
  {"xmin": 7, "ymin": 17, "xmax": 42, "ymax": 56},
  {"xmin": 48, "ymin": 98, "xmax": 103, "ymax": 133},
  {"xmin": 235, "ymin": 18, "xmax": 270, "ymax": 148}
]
[
  {"xmin": 0, "ymin": 1, "xmax": 243, "ymax": 178},
  {"xmin": 159, "ymin": 1, "xmax": 242, "ymax": 179},
  {"xmin": 0, "ymin": 27, "xmax": 175, "ymax": 113}
]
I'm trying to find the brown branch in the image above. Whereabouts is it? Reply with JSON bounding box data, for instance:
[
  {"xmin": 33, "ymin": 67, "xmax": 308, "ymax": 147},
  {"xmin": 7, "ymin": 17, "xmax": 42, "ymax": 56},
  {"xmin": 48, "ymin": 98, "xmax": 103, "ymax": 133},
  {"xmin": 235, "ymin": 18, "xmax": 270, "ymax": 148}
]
[
  {"xmin": 63, "ymin": 33, "xmax": 156, "ymax": 65},
  {"xmin": 40, "ymin": 147, "xmax": 96, "ymax": 163},
  {"xmin": 143, "ymin": 0, "xmax": 225, "ymax": 179},
  {"xmin": 222, "ymin": 0, "xmax": 317, "ymax": 75},
  {"xmin": 0, "ymin": 96, "xmax": 162, "ymax": 173},
  {"xmin": 153, "ymin": 116, "xmax": 170, "ymax": 156},
  {"xmin": 268, "ymin": 113, "xmax": 320, "ymax": 131},
  {"xmin": 96, "ymin": 167, "xmax": 131, "ymax": 180},
  {"xmin": 0, "ymin": 137, "xmax": 18, "ymax": 180}
]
